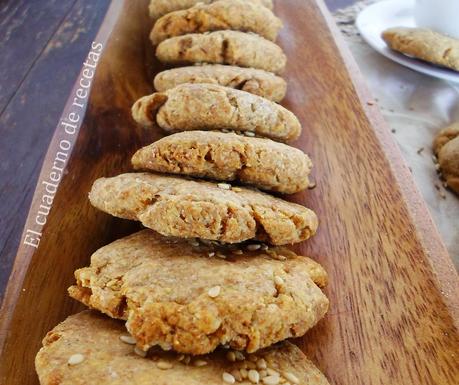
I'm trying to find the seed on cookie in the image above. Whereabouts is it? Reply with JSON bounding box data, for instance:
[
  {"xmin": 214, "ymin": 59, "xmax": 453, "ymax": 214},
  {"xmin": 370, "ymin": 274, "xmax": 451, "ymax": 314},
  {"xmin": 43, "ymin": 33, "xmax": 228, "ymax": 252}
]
[
  {"xmin": 89, "ymin": 173, "xmax": 318, "ymax": 245},
  {"xmin": 67, "ymin": 353, "xmax": 84, "ymax": 366},
  {"xmin": 36, "ymin": 311, "xmax": 331, "ymax": 384},
  {"xmin": 150, "ymin": 0, "xmax": 282, "ymax": 45},
  {"xmin": 67, "ymin": 230, "xmax": 329, "ymax": 355},
  {"xmin": 156, "ymin": 31, "xmax": 287, "ymax": 74},
  {"xmin": 153, "ymin": 65, "xmax": 287, "ymax": 102},
  {"xmin": 132, "ymin": 84, "xmax": 301, "ymax": 142}
]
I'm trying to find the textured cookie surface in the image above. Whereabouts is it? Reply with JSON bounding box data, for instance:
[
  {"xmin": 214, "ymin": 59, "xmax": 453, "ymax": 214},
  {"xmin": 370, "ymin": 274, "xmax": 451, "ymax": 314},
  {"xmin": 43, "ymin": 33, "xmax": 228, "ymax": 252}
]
[
  {"xmin": 156, "ymin": 31, "xmax": 286, "ymax": 74},
  {"xmin": 132, "ymin": 131, "xmax": 312, "ymax": 193},
  {"xmin": 150, "ymin": 0, "xmax": 282, "ymax": 45},
  {"xmin": 149, "ymin": 0, "xmax": 273, "ymax": 20},
  {"xmin": 132, "ymin": 83, "xmax": 301, "ymax": 142},
  {"xmin": 36, "ymin": 311, "xmax": 330, "ymax": 385},
  {"xmin": 154, "ymin": 64, "xmax": 287, "ymax": 102},
  {"xmin": 382, "ymin": 27, "xmax": 459, "ymax": 72},
  {"xmin": 68, "ymin": 230, "xmax": 329, "ymax": 354},
  {"xmin": 433, "ymin": 123, "xmax": 459, "ymax": 194},
  {"xmin": 88, "ymin": 173, "xmax": 318, "ymax": 245}
]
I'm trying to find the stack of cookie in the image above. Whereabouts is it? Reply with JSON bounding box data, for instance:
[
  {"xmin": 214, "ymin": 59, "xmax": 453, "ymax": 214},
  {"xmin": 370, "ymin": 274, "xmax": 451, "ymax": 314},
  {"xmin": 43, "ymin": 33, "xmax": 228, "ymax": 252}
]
[{"xmin": 35, "ymin": 1, "xmax": 331, "ymax": 384}]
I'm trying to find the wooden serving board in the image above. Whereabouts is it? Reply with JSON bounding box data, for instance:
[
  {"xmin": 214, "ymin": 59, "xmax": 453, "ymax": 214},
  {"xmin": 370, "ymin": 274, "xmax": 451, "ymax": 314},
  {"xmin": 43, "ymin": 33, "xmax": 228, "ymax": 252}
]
[{"xmin": 0, "ymin": 0, "xmax": 458, "ymax": 384}]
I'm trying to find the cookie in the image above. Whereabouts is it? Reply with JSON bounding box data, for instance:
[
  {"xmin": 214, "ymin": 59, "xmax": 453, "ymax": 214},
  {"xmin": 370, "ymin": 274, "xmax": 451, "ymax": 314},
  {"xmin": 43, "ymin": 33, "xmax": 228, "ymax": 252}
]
[
  {"xmin": 150, "ymin": 0, "xmax": 282, "ymax": 45},
  {"xmin": 149, "ymin": 0, "xmax": 274, "ymax": 20},
  {"xmin": 156, "ymin": 31, "xmax": 286, "ymax": 74},
  {"xmin": 382, "ymin": 27, "xmax": 459, "ymax": 72},
  {"xmin": 131, "ymin": 131, "xmax": 312, "ymax": 194},
  {"xmin": 36, "ymin": 311, "xmax": 330, "ymax": 385},
  {"xmin": 68, "ymin": 230, "xmax": 329, "ymax": 354},
  {"xmin": 433, "ymin": 122, "xmax": 459, "ymax": 194},
  {"xmin": 88, "ymin": 173, "xmax": 318, "ymax": 245},
  {"xmin": 153, "ymin": 64, "xmax": 287, "ymax": 102},
  {"xmin": 132, "ymin": 84, "xmax": 301, "ymax": 142}
]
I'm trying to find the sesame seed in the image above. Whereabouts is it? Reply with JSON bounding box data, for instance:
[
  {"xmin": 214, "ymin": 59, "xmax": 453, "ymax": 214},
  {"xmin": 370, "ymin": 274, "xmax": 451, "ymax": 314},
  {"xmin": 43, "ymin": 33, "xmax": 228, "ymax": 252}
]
[
  {"xmin": 283, "ymin": 372, "xmax": 299, "ymax": 384},
  {"xmin": 231, "ymin": 369, "xmax": 243, "ymax": 381},
  {"xmin": 218, "ymin": 183, "xmax": 232, "ymax": 190},
  {"xmin": 263, "ymin": 375, "xmax": 280, "ymax": 385},
  {"xmin": 216, "ymin": 252, "xmax": 226, "ymax": 259},
  {"xmin": 259, "ymin": 370, "xmax": 268, "ymax": 377},
  {"xmin": 227, "ymin": 351, "xmax": 237, "ymax": 362},
  {"xmin": 267, "ymin": 368, "xmax": 279, "ymax": 376},
  {"xmin": 244, "ymin": 131, "xmax": 256, "ymax": 137},
  {"xmin": 223, "ymin": 372, "xmax": 236, "ymax": 384},
  {"xmin": 134, "ymin": 347, "xmax": 147, "ymax": 357},
  {"xmin": 246, "ymin": 361, "xmax": 257, "ymax": 369},
  {"xmin": 257, "ymin": 358, "xmax": 267, "ymax": 369},
  {"xmin": 189, "ymin": 239, "xmax": 200, "ymax": 247},
  {"xmin": 276, "ymin": 255, "xmax": 287, "ymax": 261},
  {"xmin": 208, "ymin": 286, "xmax": 221, "ymax": 298},
  {"xmin": 235, "ymin": 351, "xmax": 245, "ymax": 361},
  {"xmin": 119, "ymin": 335, "xmax": 136, "ymax": 345},
  {"xmin": 246, "ymin": 244, "xmax": 261, "ymax": 251},
  {"xmin": 274, "ymin": 276, "xmax": 284, "ymax": 286},
  {"xmin": 208, "ymin": 252, "xmax": 215, "ymax": 257},
  {"xmin": 261, "ymin": 244, "xmax": 269, "ymax": 251},
  {"xmin": 156, "ymin": 360, "xmax": 173, "ymax": 370},
  {"xmin": 67, "ymin": 353, "xmax": 84, "ymax": 365},
  {"xmin": 240, "ymin": 368, "xmax": 248, "ymax": 379},
  {"xmin": 232, "ymin": 249, "xmax": 244, "ymax": 255},
  {"xmin": 248, "ymin": 369, "xmax": 260, "ymax": 383},
  {"xmin": 177, "ymin": 354, "xmax": 185, "ymax": 361},
  {"xmin": 193, "ymin": 359, "xmax": 208, "ymax": 367}
]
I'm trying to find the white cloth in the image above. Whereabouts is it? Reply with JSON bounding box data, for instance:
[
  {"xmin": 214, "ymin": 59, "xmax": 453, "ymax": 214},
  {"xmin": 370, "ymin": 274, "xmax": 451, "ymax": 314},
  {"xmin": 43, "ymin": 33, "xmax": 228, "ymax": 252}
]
[{"xmin": 334, "ymin": 1, "xmax": 459, "ymax": 267}]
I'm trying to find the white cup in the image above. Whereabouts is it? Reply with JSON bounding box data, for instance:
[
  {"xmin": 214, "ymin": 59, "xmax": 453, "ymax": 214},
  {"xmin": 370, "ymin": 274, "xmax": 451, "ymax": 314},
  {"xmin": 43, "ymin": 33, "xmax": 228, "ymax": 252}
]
[{"xmin": 415, "ymin": 0, "xmax": 459, "ymax": 39}]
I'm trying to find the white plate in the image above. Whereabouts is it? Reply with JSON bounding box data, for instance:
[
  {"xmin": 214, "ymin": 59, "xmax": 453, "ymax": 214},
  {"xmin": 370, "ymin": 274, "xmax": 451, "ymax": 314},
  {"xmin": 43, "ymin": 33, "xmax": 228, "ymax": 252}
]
[{"xmin": 356, "ymin": 0, "xmax": 459, "ymax": 84}]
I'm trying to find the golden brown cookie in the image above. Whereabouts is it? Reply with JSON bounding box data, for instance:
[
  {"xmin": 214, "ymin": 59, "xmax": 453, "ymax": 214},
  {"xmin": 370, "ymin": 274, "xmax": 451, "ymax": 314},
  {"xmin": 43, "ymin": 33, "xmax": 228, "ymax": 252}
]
[
  {"xmin": 132, "ymin": 131, "xmax": 312, "ymax": 194},
  {"xmin": 149, "ymin": 0, "xmax": 274, "ymax": 20},
  {"xmin": 68, "ymin": 230, "xmax": 329, "ymax": 354},
  {"xmin": 382, "ymin": 27, "xmax": 459, "ymax": 72},
  {"xmin": 132, "ymin": 84, "xmax": 301, "ymax": 142},
  {"xmin": 153, "ymin": 64, "xmax": 287, "ymax": 102},
  {"xmin": 88, "ymin": 173, "xmax": 318, "ymax": 245},
  {"xmin": 150, "ymin": 0, "xmax": 282, "ymax": 45},
  {"xmin": 36, "ymin": 311, "xmax": 330, "ymax": 385},
  {"xmin": 433, "ymin": 122, "xmax": 459, "ymax": 194},
  {"xmin": 156, "ymin": 31, "xmax": 286, "ymax": 74}
]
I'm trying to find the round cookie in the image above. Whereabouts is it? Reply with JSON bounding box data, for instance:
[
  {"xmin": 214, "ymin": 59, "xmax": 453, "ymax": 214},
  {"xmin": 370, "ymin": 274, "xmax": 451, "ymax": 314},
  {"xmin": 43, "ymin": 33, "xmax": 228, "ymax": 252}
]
[
  {"xmin": 132, "ymin": 131, "xmax": 312, "ymax": 194},
  {"xmin": 36, "ymin": 311, "xmax": 330, "ymax": 385},
  {"xmin": 149, "ymin": 0, "xmax": 274, "ymax": 20},
  {"xmin": 382, "ymin": 27, "xmax": 459, "ymax": 72},
  {"xmin": 153, "ymin": 65, "xmax": 287, "ymax": 102},
  {"xmin": 88, "ymin": 173, "xmax": 318, "ymax": 245},
  {"xmin": 132, "ymin": 83, "xmax": 301, "ymax": 142},
  {"xmin": 150, "ymin": 0, "xmax": 282, "ymax": 45},
  {"xmin": 68, "ymin": 230, "xmax": 329, "ymax": 354},
  {"xmin": 433, "ymin": 122, "xmax": 459, "ymax": 194},
  {"xmin": 156, "ymin": 31, "xmax": 287, "ymax": 74}
]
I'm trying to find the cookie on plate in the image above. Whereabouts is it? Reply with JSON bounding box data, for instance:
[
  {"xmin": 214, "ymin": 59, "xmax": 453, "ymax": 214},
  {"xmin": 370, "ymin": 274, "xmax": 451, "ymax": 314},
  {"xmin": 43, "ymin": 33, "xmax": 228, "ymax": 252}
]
[
  {"xmin": 382, "ymin": 27, "xmax": 459, "ymax": 72},
  {"xmin": 149, "ymin": 0, "xmax": 274, "ymax": 20},
  {"xmin": 68, "ymin": 230, "xmax": 329, "ymax": 354},
  {"xmin": 150, "ymin": 0, "xmax": 282, "ymax": 45},
  {"xmin": 36, "ymin": 311, "xmax": 330, "ymax": 385},
  {"xmin": 433, "ymin": 122, "xmax": 459, "ymax": 194},
  {"xmin": 88, "ymin": 173, "xmax": 318, "ymax": 245},
  {"xmin": 132, "ymin": 83, "xmax": 301, "ymax": 142},
  {"xmin": 132, "ymin": 131, "xmax": 312, "ymax": 194},
  {"xmin": 156, "ymin": 31, "xmax": 286, "ymax": 74},
  {"xmin": 153, "ymin": 65, "xmax": 287, "ymax": 102}
]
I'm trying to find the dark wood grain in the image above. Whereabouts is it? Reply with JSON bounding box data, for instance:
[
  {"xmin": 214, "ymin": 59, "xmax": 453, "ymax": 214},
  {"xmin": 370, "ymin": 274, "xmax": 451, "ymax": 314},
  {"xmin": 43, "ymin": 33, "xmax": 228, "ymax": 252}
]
[
  {"xmin": 0, "ymin": 0, "xmax": 458, "ymax": 384},
  {"xmin": 0, "ymin": 0, "xmax": 110, "ymax": 301}
]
